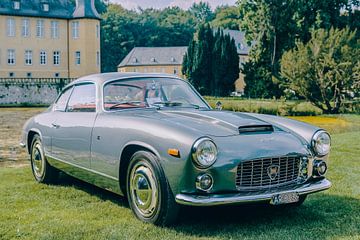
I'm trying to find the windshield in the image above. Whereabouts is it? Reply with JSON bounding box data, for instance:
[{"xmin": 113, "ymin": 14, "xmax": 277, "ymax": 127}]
[{"xmin": 103, "ymin": 77, "xmax": 209, "ymax": 111}]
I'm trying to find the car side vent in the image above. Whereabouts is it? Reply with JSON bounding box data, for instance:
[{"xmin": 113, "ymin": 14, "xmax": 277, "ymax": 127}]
[{"xmin": 238, "ymin": 125, "xmax": 274, "ymax": 134}]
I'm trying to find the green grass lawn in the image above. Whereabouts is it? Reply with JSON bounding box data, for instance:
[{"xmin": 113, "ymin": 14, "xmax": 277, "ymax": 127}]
[{"xmin": 0, "ymin": 113, "xmax": 359, "ymax": 239}]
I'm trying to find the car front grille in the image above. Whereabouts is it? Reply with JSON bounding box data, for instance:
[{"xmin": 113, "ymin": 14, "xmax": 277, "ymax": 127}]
[{"xmin": 236, "ymin": 156, "xmax": 301, "ymax": 191}]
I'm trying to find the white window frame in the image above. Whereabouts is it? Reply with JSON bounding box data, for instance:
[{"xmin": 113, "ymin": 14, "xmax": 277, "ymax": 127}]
[
  {"xmin": 25, "ymin": 50, "xmax": 33, "ymax": 65},
  {"xmin": 72, "ymin": 21, "xmax": 79, "ymax": 39},
  {"xmin": 51, "ymin": 21, "xmax": 59, "ymax": 39},
  {"xmin": 7, "ymin": 18, "xmax": 15, "ymax": 37},
  {"xmin": 22, "ymin": 19, "xmax": 30, "ymax": 37},
  {"xmin": 36, "ymin": 19, "xmax": 44, "ymax": 38},
  {"xmin": 7, "ymin": 49, "xmax": 16, "ymax": 65},
  {"xmin": 96, "ymin": 24, "xmax": 100, "ymax": 38},
  {"xmin": 53, "ymin": 51, "xmax": 60, "ymax": 65},
  {"xmin": 40, "ymin": 51, "xmax": 47, "ymax": 65},
  {"xmin": 42, "ymin": 3, "xmax": 49, "ymax": 12},
  {"xmin": 13, "ymin": 1, "xmax": 20, "ymax": 10},
  {"xmin": 75, "ymin": 51, "xmax": 81, "ymax": 65}
]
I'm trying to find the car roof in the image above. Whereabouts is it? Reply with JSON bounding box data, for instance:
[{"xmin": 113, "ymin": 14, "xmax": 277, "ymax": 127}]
[{"xmin": 68, "ymin": 72, "xmax": 183, "ymax": 87}]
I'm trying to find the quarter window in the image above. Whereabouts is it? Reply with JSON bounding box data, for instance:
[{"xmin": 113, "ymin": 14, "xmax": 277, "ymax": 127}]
[
  {"xmin": 25, "ymin": 50, "xmax": 32, "ymax": 65},
  {"xmin": 54, "ymin": 87, "xmax": 73, "ymax": 112},
  {"xmin": 40, "ymin": 51, "xmax": 47, "ymax": 65},
  {"xmin": 7, "ymin": 18, "xmax": 15, "ymax": 37},
  {"xmin": 36, "ymin": 20, "xmax": 44, "ymax": 38},
  {"xmin": 7, "ymin": 49, "xmax": 15, "ymax": 65},
  {"xmin": 67, "ymin": 84, "xmax": 96, "ymax": 112},
  {"xmin": 72, "ymin": 21, "xmax": 79, "ymax": 39},
  {"xmin": 22, "ymin": 19, "xmax": 30, "ymax": 37},
  {"xmin": 51, "ymin": 21, "xmax": 59, "ymax": 38}
]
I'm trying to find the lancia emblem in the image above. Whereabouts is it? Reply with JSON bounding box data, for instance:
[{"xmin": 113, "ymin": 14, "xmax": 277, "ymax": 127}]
[{"xmin": 267, "ymin": 165, "xmax": 280, "ymax": 180}]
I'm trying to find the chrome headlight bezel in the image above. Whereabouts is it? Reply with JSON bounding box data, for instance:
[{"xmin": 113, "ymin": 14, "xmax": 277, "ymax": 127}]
[
  {"xmin": 311, "ymin": 130, "xmax": 331, "ymax": 157},
  {"xmin": 192, "ymin": 138, "xmax": 218, "ymax": 169}
]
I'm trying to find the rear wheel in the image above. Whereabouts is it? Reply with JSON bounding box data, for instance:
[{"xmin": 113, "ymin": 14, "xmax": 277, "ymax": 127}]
[
  {"xmin": 30, "ymin": 135, "xmax": 59, "ymax": 184},
  {"xmin": 126, "ymin": 151, "xmax": 179, "ymax": 226}
]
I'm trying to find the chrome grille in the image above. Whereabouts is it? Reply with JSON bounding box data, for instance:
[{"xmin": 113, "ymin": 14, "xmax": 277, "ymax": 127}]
[{"xmin": 236, "ymin": 156, "xmax": 301, "ymax": 190}]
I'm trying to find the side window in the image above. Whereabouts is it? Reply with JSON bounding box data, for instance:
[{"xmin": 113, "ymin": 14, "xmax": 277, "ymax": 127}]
[
  {"xmin": 54, "ymin": 87, "xmax": 73, "ymax": 112},
  {"xmin": 67, "ymin": 84, "xmax": 96, "ymax": 112}
]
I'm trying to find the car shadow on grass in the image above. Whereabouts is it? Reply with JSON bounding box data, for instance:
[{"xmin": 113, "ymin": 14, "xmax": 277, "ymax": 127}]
[{"xmin": 55, "ymin": 173, "xmax": 359, "ymax": 239}]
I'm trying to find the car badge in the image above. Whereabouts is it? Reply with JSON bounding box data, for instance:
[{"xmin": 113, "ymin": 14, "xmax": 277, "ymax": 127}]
[{"xmin": 267, "ymin": 165, "xmax": 280, "ymax": 180}]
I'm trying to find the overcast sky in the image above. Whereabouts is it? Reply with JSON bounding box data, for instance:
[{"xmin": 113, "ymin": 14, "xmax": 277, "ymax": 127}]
[{"xmin": 110, "ymin": 0, "xmax": 237, "ymax": 10}]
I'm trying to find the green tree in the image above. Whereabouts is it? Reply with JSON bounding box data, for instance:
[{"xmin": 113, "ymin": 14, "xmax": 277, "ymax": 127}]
[
  {"xmin": 211, "ymin": 6, "xmax": 241, "ymax": 30},
  {"xmin": 281, "ymin": 28, "xmax": 360, "ymax": 113},
  {"xmin": 189, "ymin": 2, "xmax": 214, "ymax": 24}
]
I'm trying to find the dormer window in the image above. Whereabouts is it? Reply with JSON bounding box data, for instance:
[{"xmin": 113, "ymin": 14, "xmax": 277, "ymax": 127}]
[
  {"xmin": 132, "ymin": 57, "xmax": 137, "ymax": 63},
  {"xmin": 42, "ymin": 3, "xmax": 49, "ymax": 12},
  {"xmin": 13, "ymin": 1, "xmax": 20, "ymax": 10},
  {"xmin": 151, "ymin": 57, "xmax": 156, "ymax": 62},
  {"xmin": 170, "ymin": 57, "xmax": 175, "ymax": 62}
]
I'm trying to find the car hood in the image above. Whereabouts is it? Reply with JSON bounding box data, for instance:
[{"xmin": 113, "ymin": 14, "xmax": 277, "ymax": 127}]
[{"xmin": 154, "ymin": 109, "xmax": 273, "ymax": 137}]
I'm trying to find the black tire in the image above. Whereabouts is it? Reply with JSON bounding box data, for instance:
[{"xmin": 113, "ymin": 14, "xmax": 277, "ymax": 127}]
[
  {"xmin": 126, "ymin": 150, "xmax": 179, "ymax": 226},
  {"xmin": 30, "ymin": 134, "xmax": 59, "ymax": 184}
]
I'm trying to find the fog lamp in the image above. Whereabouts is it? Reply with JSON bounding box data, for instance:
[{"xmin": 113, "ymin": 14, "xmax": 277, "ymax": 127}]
[
  {"xmin": 196, "ymin": 173, "xmax": 213, "ymax": 191},
  {"xmin": 313, "ymin": 160, "xmax": 327, "ymax": 177}
]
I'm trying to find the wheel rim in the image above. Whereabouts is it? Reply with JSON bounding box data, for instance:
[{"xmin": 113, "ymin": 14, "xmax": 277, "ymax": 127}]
[
  {"xmin": 31, "ymin": 142, "xmax": 45, "ymax": 179},
  {"xmin": 130, "ymin": 162, "xmax": 159, "ymax": 218}
]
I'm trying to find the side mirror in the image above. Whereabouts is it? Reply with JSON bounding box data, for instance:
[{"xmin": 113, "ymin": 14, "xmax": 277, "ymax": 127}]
[{"xmin": 215, "ymin": 101, "xmax": 222, "ymax": 110}]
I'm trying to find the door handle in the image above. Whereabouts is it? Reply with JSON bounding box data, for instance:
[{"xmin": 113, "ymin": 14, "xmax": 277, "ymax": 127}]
[{"xmin": 51, "ymin": 123, "xmax": 60, "ymax": 129}]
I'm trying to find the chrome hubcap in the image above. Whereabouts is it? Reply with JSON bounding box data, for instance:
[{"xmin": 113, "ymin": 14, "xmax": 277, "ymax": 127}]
[
  {"xmin": 32, "ymin": 143, "xmax": 44, "ymax": 179},
  {"xmin": 130, "ymin": 163, "xmax": 158, "ymax": 218}
]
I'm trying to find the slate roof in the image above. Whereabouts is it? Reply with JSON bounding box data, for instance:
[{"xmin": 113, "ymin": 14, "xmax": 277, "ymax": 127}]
[
  {"xmin": 0, "ymin": 0, "xmax": 100, "ymax": 20},
  {"xmin": 118, "ymin": 47, "xmax": 188, "ymax": 67},
  {"xmin": 222, "ymin": 29, "xmax": 253, "ymax": 55}
]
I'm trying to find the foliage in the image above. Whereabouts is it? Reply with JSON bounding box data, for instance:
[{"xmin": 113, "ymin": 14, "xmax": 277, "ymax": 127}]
[
  {"xmin": 210, "ymin": 6, "xmax": 241, "ymax": 30},
  {"xmin": 182, "ymin": 25, "xmax": 239, "ymax": 96},
  {"xmin": 100, "ymin": 5, "xmax": 197, "ymax": 72},
  {"xmin": 237, "ymin": 0, "xmax": 360, "ymax": 98},
  {"xmin": 189, "ymin": 1, "xmax": 214, "ymax": 23},
  {"xmin": 281, "ymin": 28, "xmax": 360, "ymax": 114}
]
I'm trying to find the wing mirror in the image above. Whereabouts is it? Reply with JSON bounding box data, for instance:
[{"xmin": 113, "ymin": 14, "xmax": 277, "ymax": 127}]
[{"xmin": 215, "ymin": 101, "xmax": 222, "ymax": 110}]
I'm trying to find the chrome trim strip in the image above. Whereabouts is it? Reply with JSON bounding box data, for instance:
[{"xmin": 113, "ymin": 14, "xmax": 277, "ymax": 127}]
[
  {"xmin": 175, "ymin": 179, "xmax": 331, "ymax": 206},
  {"xmin": 46, "ymin": 154, "xmax": 118, "ymax": 181}
]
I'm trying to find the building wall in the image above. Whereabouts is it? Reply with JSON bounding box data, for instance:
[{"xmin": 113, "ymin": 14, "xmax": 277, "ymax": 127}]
[
  {"xmin": 118, "ymin": 64, "xmax": 186, "ymax": 79},
  {"xmin": 68, "ymin": 18, "xmax": 101, "ymax": 78},
  {"xmin": 0, "ymin": 15, "xmax": 100, "ymax": 79}
]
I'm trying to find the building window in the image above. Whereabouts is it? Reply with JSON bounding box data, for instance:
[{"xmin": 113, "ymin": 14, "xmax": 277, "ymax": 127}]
[
  {"xmin": 27, "ymin": 72, "xmax": 32, "ymax": 78},
  {"xmin": 51, "ymin": 21, "xmax": 59, "ymax": 39},
  {"xmin": 174, "ymin": 67, "xmax": 178, "ymax": 74},
  {"xmin": 96, "ymin": 51, "xmax": 100, "ymax": 66},
  {"xmin": 13, "ymin": 1, "xmax": 20, "ymax": 10},
  {"xmin": 55, "ymin": 73, "xmax": 60, "ymax": 78},
  {"xmin": 22, "ymin": 19, "xmax": 30, "ymax": 37},
  {"xmin": 25, "ymin": 50, "xmax": 33, "ymax": 65},
  {"xmin": 7, "ymin": 49, "xmax": 15, "ymax": 65},
  {"xmin": 53, "ymin": 51, "xmax": 60, "ymax": 65},
  {"xmin": 9, "ymin": 72, "xmax": 15, "ymax": 77},
  {"xmin": 42, "ymin": 3, "xmax": 49, "ymax": 12},
  {"xmin": 36, "ymin": 20, "xmax": 44, "ymax": 38},
  {"xmin": 40, "ymin": 51, "xmax": 47, "ymax": 65},
  {"xmin": 7, "ymin": 18, "xmax": 15, "ymax": 37},
  {"xmin": 75, "ymin": 51, "xmax": 81, "ymax": 65},
  {"xmin": 96, "ymin": 24, "xmax": 100, "ymax": 38},
  {"xmin": 72, "ymin": 21, "xmax": 79, "ymax": 39}
]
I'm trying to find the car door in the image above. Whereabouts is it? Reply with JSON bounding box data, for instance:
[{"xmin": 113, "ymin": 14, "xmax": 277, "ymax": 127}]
[{"xmin": 51, "ymin": 83, "xmax": 97, "ymax": 169}]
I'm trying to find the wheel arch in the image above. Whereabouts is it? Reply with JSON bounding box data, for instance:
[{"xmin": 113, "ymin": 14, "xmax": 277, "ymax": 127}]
[
  {"xmin": 27, "ymin": 128, "xmax": 42, "ymax": 154},
  {"xmin": 119, "ymin": 141, "xmax": 161, "ymax": 195}
]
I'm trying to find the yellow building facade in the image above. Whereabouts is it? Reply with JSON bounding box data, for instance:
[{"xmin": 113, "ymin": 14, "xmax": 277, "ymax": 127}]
[{"xmin": 0, "ymin": 0, "xmax": 101, "ymax": 79}]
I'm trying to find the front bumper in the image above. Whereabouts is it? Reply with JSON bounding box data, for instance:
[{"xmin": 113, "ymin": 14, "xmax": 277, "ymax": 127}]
[{"xmin": 175, "ymin": 178, "xmax": 331, "ymax": 206}]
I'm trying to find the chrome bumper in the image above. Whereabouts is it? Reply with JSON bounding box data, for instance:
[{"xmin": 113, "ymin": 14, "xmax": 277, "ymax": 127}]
[{"xmin": 175, "ymin": 179, "xmax": 331, "ymax": 206}]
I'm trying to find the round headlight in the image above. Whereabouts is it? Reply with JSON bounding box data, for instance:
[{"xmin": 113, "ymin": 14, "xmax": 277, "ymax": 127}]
[
  {"xmin": 192, "ymin": 138, "xmax": 218, "ymax": 168},
  {"xmin": 312, "ymin": 131, "xmax": 331, "ymax": 156}
]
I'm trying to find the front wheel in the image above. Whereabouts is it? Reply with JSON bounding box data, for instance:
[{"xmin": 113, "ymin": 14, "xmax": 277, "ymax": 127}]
[
  {"xmin": 30, "ymin": 135, "xmax": 59, "ymax": 184},
  {"xmin": 126, "ymin": 151, "xmax": 179, "ymax": 226}
]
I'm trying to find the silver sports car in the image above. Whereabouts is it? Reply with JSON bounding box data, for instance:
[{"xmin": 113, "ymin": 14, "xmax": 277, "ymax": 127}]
[{"xmin": 21, "ymin": 73, "xmax": 331, "ymax": 225}]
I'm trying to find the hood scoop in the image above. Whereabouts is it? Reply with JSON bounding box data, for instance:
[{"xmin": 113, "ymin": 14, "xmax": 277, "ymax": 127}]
[{"xmin": 238, "ymin": 125, "xmax": 274, "ymax": 134}]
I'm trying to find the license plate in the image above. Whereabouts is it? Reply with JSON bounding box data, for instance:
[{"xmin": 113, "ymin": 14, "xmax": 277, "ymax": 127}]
[{"xmin": 270, "ymin": 192, "xmax": 299, "ymax": 205}]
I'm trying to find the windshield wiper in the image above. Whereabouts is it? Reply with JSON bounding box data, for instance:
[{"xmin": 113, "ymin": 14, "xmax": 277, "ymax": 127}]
[
  {"xmin": 109, "ymin": 101, "xmax": 144, "ymax": 110},
  {"xmin": 152, "ymin": 101, "xmax": 200, "ymax": 109}
]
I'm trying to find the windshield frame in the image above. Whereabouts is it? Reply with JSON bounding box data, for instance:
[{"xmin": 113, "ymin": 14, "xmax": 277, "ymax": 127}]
[{"xmin": 101, "ymin": 76, "xmax": 211, "ymax": 112}]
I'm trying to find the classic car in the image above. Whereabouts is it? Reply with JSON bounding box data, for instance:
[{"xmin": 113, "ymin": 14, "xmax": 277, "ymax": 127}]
[{"xmin": 20, "ymin": 72, "xmax": 331, "ymax": 225}]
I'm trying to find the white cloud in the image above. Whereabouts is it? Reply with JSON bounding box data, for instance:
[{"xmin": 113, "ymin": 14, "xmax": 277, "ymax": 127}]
[{"xmin": 110, "ymin": 0, "xmax": 237, "ymax": 10}]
